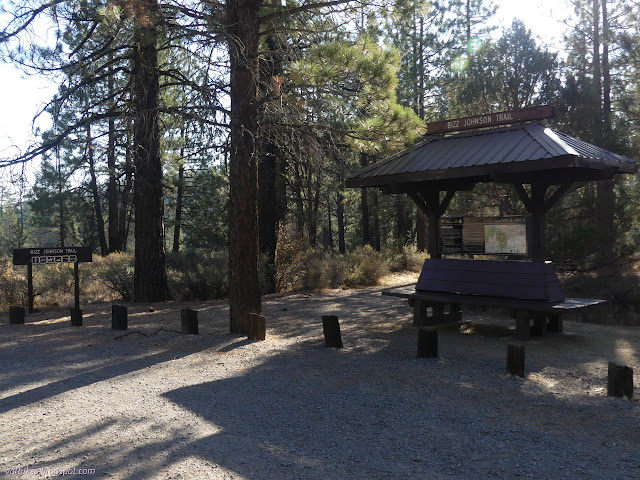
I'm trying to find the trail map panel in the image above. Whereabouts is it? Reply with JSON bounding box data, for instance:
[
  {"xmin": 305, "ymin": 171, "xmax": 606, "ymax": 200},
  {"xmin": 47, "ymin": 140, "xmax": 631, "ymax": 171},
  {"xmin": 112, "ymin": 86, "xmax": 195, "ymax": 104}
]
[
  {"xmin": 484, "ymin": 224, "xmax": 527, "ymax": 254},
  {"xmin": 440, "ymin": 217, "xmax": 527, "ymax": 255}
]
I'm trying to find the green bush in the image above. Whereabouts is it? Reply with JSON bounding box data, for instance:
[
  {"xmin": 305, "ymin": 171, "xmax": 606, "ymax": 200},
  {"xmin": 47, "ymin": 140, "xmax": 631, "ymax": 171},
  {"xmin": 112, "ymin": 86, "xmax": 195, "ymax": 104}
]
[
  {"xmin": 93, "ymin": 252, "xmax": 135, "ymax": 301},
  {"xmin": 166, "ymin": 250, "xmax": 228, "ymax": 301},
  {"xmin": 344, "ymin": 245, "xmax": 389, "ymax": 287},
  {"xmin": 274, "ymin": 242, "xmax": 389, "ymax": 292},
  {"xmin": 33, "ymin": 263, "xmax": 75, "ymax": 304},
  {"xmin": 388, "ymin": 244, "xmax": 429, "ymax": 272}
]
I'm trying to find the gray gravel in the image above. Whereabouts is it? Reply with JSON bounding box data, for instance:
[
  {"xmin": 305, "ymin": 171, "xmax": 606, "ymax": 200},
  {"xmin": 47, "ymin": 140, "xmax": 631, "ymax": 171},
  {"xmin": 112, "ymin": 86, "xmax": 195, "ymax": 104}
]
[{"xmin": 0, "ymin": 285, "xmax": 639, "ymax": 479}]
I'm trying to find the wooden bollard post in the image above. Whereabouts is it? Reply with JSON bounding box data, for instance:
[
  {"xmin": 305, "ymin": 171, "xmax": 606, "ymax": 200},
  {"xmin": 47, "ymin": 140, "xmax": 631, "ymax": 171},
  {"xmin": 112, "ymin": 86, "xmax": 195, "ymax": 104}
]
[
  {"xmin": 9, "ymin": 306, "xmax": 25, "ymax": 325},
  {"xmin": 70, "ymin": 307, "xmax": 83, "ymax": 327},
  {"xmin": 515, "ymin": 311, "xmax": 530, "ymax": 341},
  {"xmin": 111, "ymin": 304, "xmax": 128, "ymax": 330},
  {"xmin": 322, "ymin": 315, "xmax": 343, "ymax": 348},
  {"xmin": 248, "ymin": 313, "xmax": 266, "ymax": 341},
  {"xmin": 507, "ymin": 344, "xmax": 525, "ymax": 377},
  {"xmin": 417, "ymin": 328, "xmax": 438, "ymax": 358},
  {"xmin": 181, "ymin": 308, "xmax": 199, "ymax": 334},
  {"xmin": 608, "ymin": 362, "xmax": 634, "ymax": 399}
]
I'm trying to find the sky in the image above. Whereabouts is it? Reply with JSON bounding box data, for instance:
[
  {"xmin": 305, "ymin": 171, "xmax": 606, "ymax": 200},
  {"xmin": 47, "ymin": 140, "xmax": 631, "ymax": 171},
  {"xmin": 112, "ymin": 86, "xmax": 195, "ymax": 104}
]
[{"xmin": 0, "ymin": 0, "xmax": 571, "ymax": 170}]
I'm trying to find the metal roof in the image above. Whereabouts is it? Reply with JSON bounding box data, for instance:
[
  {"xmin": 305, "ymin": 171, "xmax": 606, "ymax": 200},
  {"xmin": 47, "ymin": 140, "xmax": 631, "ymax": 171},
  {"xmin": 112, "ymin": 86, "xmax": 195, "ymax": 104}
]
[{"xmin": 345, "ymin": 122, "xmax": 637, "ymax": 189}]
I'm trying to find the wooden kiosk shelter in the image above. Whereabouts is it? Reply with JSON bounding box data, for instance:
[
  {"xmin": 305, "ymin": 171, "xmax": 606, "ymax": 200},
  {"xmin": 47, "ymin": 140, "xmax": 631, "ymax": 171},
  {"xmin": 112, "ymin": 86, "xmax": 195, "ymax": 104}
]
[
  {"xmin": 345, "ymin": 106, "xmax": 637, "ymax": 262},
  {"xmin": 345, "ymin": 106, "xmax": 638, "ymax": 339}
]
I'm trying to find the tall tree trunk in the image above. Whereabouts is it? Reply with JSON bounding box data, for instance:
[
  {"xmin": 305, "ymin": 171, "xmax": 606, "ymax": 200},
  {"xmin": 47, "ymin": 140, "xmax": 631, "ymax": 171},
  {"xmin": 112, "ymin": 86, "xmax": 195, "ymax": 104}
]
[
  {"xmin": 226, "ymin": 0, "xmax": 263, "ymax": 334},
  {"xmin": 336, "ymin": 190, "xmax": 346, "ymax": 254},
  {"xmin": 309, "ymin": 171, "xmax": 321, "ymax": 248},
  {"xmin": 107, "ymin": 57, "xmax": 120, "ymax": 253},
  {"xmin": 373, "ymin": 190, "xmax": 381, "ymax": 252},
  {"xmin": 601, "ymin": 0, "xmax": 612, "ymax": 141},
  {"xmin": 361, "ymin": 187, "xmax": 370, "ymax": 246},
  {"xmin": 416, "ymin": 211, "xmax": 426, "ymax": 251},
  {"xmin": 292, "ymin": 157, "xmax": 305, "ymax": 235},
  {"xmin": 326, "ymin": 191, "xmax": 334, "ymax": 251},
  {"xmin": 57, "ymin": 155, "xmax": 65, "ymax": 248},
  {"xmin": 258, "ymin": 34, "xmax": 286, "ymax": 294},
  {"xmin": 119, "ymin": 120, "xmax": 134, "ymax": 252},
  {"xmin": 172, "ymin": 163, "xmax": 184, "ymax": 253},
  {"xmin": 466, "ymin": 0, "xmax": 471, "ymax": 44},
  {"xmin": 53, "ymin": 105, "xmax": 65, "ymax": 248},
  {"xmin": 592, "ymin": 0, "xmax": 603, "ymax": 144},
  {"xmin": 258, "ymin": 137, "xmax": 279, "ymax": 291},
  {"xmin": 404, "ymin": 206, "xmax": 413, "ymax": 245},
  {"xmin": 418, "ymin": 17, "xmax": 425, "ymax": 119},
  {"xmin": 360, "ymin": 153, "xmax": 371, "ymax": 246},
  {"xmin": 597, "ymin": 0, "xmax": 615, "ymax": 260},
  {"xmin": 86, "ymin": 121, "xmax": 108, "ymax": 256},
  {"xmin": 395, "ymin": 197, "xmax": 407, "ymax": 246},
  {"xmin": 132, "ymin": 0, "xmax": 169, "ymax": 302}
]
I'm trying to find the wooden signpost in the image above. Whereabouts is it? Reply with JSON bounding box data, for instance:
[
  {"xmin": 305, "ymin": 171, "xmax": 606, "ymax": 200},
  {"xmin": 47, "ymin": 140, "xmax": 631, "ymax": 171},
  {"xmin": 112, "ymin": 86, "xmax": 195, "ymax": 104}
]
[
  {"xmin": 13, "ymin": 247, "xmax": 92, "ymax": 314},
  {"xmin": 425, "ymin": 105, "xmax": 555, "ymax": 135}
]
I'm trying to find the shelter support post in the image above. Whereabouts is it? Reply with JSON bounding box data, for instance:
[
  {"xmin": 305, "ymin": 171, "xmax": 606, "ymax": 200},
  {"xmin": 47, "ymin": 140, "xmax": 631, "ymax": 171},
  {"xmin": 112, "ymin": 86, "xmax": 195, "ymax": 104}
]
[
  {"xmin": 408, "ymin": 189, "xmax": 456, "ymax": 260},
  {"xmin": 513, "ymin": 182, "xmax": 572, "ymax": 263},
  {"xmin": 27, "ymin": 263, "xmax": 33, "ymax": 314},
  {"xmin": 408, "ymin": 189, "xmax": 459, "ymax": 323},
  {"xmin": 74, "ymin": 262, "xmax": 80, "ymax": 310}
]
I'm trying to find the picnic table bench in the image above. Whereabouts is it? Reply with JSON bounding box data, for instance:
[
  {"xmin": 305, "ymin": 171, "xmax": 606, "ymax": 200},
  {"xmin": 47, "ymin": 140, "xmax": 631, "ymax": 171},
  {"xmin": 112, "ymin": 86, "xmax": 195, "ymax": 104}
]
[{"xmin": 383, "ymin": 259, "xmax": 606, "ymax": 340}]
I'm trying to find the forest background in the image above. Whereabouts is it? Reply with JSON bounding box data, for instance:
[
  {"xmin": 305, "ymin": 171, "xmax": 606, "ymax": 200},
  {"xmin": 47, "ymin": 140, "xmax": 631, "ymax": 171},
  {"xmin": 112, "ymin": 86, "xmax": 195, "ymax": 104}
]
[{"xmin": 0, "ymin": 0, "xmax": 639, "ymax": 326}]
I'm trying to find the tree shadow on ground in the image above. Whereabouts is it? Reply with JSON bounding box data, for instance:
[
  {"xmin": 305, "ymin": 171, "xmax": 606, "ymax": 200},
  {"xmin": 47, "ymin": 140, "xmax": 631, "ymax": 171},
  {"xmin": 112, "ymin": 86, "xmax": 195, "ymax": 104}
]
[
  {"xmin": 1, "ymin": 288, "xmax": 639, "ymax": 479},
  {"xmin": 0, "ymin": 301, "xmax": 235, "ymax": 414}
]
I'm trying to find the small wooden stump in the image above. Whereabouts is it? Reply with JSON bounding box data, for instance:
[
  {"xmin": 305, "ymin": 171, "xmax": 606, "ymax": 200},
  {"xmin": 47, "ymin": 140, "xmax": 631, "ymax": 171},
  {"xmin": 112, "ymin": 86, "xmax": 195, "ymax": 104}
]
[
  {"xmin": 507, "ymin": 344, "xmax": 525, "ymax": 377},
  {"xmin": 9, "ymin": 306, "xmax": 25, "ymax": 325},
  {"xmin": 180, "ymin": 308, "xmax": 198, "ymax": 335},
  {"xmin": 70, "ymin": 307, "xmax": 83, "ymax": 327},
  {"xmin": 248, "ymin": 313, "xmax": 266, "ymax": 341},
  {"xmin": 111, "ymin": 304, "xmax": 128, "ymax": 330},
  {"xmin": 417, "ymin": 328, "xmax": 438, "ymax": 358},
  {"xmin": 322, "ymin": 315, "xmax": 343, "ymax": 348},
  {"xmin": 608, "ymin": 362, "xmax": 634, "ymax": 399}
]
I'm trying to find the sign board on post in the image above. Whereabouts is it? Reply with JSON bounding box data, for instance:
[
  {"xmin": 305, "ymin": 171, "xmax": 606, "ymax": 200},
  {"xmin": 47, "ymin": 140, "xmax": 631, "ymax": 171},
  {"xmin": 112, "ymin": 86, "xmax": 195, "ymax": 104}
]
[
  {"xmin": 440, "ymin": 217, "xmax": 528, "ymax": 255},
  {"xmin": 425, "ymin": 105, "xmax": 555, "ymax": 135},
  {"xmin": 12, "ymin": 247, "xmax": 93, "ymax": 314},
  {"xmin": 13, "ymin": 247, "xmax": 92, "ymax": 265}
]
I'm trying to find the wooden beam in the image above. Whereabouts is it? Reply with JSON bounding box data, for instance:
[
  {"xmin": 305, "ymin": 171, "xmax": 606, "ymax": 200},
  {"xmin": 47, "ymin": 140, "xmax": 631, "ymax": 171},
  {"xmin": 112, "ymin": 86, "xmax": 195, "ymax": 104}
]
[
  {"xmin": 529, "ymin": 183, "xmax": 549, "ymax": 262},
  {"xmin": 543, "ymin": 183, "xmax": 573, "ymax": 213},
  {"xmin": 408, "ymin": 192, "xmax": 432, "ymax": 216},
  {"xmin": 439, "ymin": 190, "xmax": 457, "ymax": 215},
  {"xmin": 513, "ymin": 184, "xmax": 532, "ymax": 212}
]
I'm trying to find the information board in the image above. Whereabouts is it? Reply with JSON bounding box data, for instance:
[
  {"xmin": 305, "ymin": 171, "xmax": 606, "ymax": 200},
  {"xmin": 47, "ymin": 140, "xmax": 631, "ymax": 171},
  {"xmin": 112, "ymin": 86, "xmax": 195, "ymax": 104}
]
[
  {"xmin": 13, "ymin": 247, "xmax": 93, "ymax": 265},
  {"xmin": 12, "ymin": 246, "xmax": 93, "ymax": 313},
  {"xmin": 441, "ymin": 217, "xmax": 527, "ymax": 255}
]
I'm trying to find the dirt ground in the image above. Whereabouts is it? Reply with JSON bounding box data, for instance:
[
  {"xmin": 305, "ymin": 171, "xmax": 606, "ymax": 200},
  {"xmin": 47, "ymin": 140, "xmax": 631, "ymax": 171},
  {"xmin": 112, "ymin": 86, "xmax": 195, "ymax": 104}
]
[{"xmin": 0, "ymin": 274, "xmax": 639, "ymax": 479}]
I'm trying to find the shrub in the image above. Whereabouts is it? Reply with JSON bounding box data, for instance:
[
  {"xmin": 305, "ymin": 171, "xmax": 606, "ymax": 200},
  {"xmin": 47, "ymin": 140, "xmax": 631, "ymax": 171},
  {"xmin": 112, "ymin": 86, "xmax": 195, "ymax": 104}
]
[
  {"xmin": 274, "ymin": 227, "xmax": 308, "ymax": 292},
  {"xmin": 33, "ymin": 263, "xmax": 75, "ymax": 305},
  {"xmin": 345, "ymin": 245, "xmax": 389, "ymax": 287},
  {"xmin": 389, "ymin": 245, "xmax": 429, "ymax": 272},
  {"xmin": 93, "ymin": 252, "xmax": 135, "ymax": 301},
  {"xmin": 0, "ymin": 256, "xmax": 27, "ymax": 307},
  {"xmin": 274, "ymin": 243, "xmax": 389, "ymax": 292},
  {"xmin": 166, "ymin": 250, "xmax": 228, "ymax": 301}
]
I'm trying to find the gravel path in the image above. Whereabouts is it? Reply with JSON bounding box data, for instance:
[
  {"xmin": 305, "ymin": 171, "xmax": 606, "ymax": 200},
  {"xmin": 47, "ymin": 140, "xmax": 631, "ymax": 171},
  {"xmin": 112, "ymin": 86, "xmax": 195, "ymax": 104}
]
[{"xmin": 0, "ymin": 283, "xmax": 639, "ymax": 479}]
